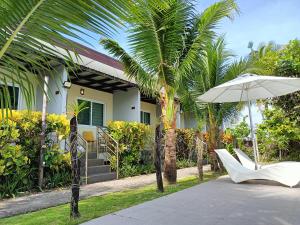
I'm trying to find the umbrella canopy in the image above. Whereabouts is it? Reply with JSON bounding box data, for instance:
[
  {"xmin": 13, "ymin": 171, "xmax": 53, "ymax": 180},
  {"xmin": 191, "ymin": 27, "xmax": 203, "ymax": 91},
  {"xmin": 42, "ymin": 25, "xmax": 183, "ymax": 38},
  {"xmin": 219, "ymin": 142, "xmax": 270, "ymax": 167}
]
[
  {"xmin": 198, "ymin": 73, "xmax": 300, "ymax": 170},
  {"xmin": 198, "ymin": 73, "xmax": 300, "ymax": 103}
]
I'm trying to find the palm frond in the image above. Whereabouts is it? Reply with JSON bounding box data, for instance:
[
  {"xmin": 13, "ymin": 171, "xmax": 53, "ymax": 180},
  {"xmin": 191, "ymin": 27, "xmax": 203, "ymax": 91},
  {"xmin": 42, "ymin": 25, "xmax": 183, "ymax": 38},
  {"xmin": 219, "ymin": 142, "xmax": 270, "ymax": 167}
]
[
  {"xmin": 178, "ymin": 0, "xmax": 239, "ymax": 77},
  {"xmin": 101, "ymin": 38, "xmax": 158, "ymax": 96},
  {"xmin": 0, "ymin": 0, "xmax": 129, "ymax": 111}
]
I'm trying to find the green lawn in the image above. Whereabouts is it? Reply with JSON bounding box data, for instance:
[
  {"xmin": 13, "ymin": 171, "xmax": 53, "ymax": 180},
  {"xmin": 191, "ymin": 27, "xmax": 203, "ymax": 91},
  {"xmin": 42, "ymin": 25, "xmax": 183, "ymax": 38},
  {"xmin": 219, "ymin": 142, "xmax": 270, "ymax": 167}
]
[{"xmin": 1, "ymin": 172, "xmax": 220, "ymax": 225}]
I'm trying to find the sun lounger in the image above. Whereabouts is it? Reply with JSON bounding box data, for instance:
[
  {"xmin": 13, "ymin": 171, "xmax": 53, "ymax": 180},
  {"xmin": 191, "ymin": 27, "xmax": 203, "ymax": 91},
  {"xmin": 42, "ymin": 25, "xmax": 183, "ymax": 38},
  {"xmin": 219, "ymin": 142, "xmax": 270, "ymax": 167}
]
[{"xmin": 215, "ymin": 149, "xmax": 300, "ymax": 187}]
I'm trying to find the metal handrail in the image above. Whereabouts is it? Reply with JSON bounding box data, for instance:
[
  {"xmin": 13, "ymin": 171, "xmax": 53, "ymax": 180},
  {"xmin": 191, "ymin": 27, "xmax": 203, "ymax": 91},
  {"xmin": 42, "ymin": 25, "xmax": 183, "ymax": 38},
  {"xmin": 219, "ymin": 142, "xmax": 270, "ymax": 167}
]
[
  {"xmin": 77, "ymin": 134, "xmax": 88, "ymax": 184},
  {"xmin": 96, "ymin": 126, "xmax": 119, "ymax": 179},
  {"xmin": 65, "ymin": 133, "xmax": 89, "ymax": 184}
]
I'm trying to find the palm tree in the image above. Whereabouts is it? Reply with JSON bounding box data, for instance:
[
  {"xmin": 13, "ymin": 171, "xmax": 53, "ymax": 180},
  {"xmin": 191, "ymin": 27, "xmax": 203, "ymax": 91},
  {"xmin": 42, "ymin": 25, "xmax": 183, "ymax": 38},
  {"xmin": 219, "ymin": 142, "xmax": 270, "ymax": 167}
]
[
  {"xmin": 0, "ymin": 0, "xmax": 130, "ymax": 212},
  {"xmin": 0, "ymin": 0, "xmax": 129, "ymax": 109},
  {"xmin": 101, "ymin": 0, "xmax": 238, "ymax": 183},
  {"xmin": 180, "ymin": 36, "xmax": 251, "ymax": 170}
]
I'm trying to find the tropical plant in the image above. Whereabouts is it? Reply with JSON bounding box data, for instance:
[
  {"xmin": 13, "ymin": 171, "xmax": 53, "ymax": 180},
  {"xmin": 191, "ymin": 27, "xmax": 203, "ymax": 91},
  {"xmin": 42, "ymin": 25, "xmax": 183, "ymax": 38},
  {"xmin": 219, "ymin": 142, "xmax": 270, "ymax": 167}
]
[
  {"xmin": 107, "ymin": 121, "xmax": 153, "ymax": 178},
  {"xmin": 0, "ymin": 110, "xmax": 70, "ymax": 198},
  {"xmin": 101, "ymin": 0, "xmax": 238, "ymax": 183},
  {"xmin": 249, "ymin": 39, "xmax": 300, "ymax": 123},
  {"xmin": 257, "ymin": 107, "xmax": 300, "ymax": 161},
  {"xmin": 180, "ymin": 36, "xmax": 250, "ymax": 170},
  {"xmin": 0, "ymin": 0, "xmax": 129, "ymax": 110}
]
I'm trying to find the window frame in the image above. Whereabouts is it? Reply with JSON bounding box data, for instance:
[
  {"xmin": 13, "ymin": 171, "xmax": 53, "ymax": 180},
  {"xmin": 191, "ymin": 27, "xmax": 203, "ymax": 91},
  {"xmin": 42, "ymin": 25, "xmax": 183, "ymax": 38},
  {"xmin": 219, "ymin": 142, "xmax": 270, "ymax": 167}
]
[
  {"xmin": 77, "ymin": 97, "xmax": 106, "ymax": 127},
  {"xmin": 140, "ymin": 110, "xmax": 151, "ymax": 125},
  {"xmin": 0, "ymin": 82, "xmax": 21, "ymax": 110}
]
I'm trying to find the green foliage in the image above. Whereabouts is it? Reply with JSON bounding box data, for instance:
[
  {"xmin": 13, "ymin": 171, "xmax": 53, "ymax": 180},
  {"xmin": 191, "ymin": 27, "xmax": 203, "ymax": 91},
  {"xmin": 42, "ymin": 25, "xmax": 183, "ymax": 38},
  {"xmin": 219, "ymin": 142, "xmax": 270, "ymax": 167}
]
[
  {"xmin": 0, "ymin": 110, "xmax": 71, "ymax": 198},
  {"xmin": 231, "ymin": 117, "xmax": 250, "ymax": 148},
  {"xmin": 107, "ymin": 121, "xmax": 154, "ymax": 178},
  {"xmin": 272, "ymin": 40, "xmax": 300, "ymax": 121},
  {"xmin": 250, "ymin": 39, "xmax": 300, "ymax": 122},
  {"xmin": 257, "ymin": 108, "xmax": 300, "ymax": 161},
  {"xmin": 101, "ymin": 0, "xmax": 238, "ymax": 127},
  {"xmin": 0, "ymin": 0, "xmax": 129, "ymax": 114},
  {"xmin": 176, "ymin": 159, "xmax": 197, "ymax": 169},
  {"xmin": 176, "ymin": 128, "xmax": 196, "ymax": 161}
]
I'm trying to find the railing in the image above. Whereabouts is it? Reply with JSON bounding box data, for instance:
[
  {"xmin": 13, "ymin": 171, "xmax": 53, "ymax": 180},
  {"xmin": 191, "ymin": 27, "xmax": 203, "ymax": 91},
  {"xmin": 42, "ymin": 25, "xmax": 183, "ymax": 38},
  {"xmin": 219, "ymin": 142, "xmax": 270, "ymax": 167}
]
[
  {"xmin": 78, "ymin": 134, "xmax": 88, "ymax": 184},
  {"xmin": 96, "ymin": 126, "xmax": 119, "ymax": 179},
  {"xmin": 65, "ymin": 133, "xmax": 88, "ymax": 184}
]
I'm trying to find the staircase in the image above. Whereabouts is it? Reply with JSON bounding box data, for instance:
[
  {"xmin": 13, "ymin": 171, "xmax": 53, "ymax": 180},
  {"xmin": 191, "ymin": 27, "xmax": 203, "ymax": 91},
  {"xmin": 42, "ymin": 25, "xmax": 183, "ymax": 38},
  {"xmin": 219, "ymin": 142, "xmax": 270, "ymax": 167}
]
[
  {"xmin": 79, "ymin": 126, "xmax": 119, "ymax": 185},
  {"xmin": 80, "ymin": 151, "xmax": 117, "ymax": 184}
]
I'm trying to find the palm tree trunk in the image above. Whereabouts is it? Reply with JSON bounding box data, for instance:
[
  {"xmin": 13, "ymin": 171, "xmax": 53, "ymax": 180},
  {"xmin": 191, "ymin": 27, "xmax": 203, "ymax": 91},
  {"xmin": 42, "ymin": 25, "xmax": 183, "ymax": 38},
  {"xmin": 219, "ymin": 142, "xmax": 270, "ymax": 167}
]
[
  {"xmin": 195, "ymin": 131, "xmax": 204, "ymax": 181},
  {"xmin": 159, "ymin": 88, "xmax": 177, "ymax": 184},
  {"xmin": 207, "ymin": 104, "xmax": 219, "ymax": 171},
  {"xmin": 155, "ymin": 124, "xmax": 164, "ymax": 192},
  {"xmin": 38, "ymin": 74, "xmax": 49, "ymax": 189},
  {"xmin": 70, "ymin": 116, "xmax": 80, "ymax": 218}
]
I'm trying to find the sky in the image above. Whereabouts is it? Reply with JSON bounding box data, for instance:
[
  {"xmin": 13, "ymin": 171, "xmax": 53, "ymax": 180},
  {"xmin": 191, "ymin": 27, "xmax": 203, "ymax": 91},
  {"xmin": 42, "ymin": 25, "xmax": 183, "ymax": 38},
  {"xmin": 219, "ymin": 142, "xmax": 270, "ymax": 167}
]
[
  {"xmin": 76, "ymin": 0, "xmax": 300, "ymax": 126},
  {"xmin": 79, "ymin": 0, "xmax": 300, "ymax": 59}
]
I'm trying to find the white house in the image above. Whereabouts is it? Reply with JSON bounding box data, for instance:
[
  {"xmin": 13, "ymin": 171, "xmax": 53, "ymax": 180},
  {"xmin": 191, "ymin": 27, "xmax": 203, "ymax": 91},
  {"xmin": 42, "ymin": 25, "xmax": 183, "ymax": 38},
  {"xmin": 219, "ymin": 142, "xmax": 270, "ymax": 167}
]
[{"xmin": 1, "ymin": 41, "xmax": 198, "ymax": 136}]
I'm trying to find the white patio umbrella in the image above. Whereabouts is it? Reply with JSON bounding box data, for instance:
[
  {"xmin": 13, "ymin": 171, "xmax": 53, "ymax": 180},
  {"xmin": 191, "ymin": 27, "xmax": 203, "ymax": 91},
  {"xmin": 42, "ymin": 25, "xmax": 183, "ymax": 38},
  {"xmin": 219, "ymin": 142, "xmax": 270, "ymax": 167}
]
[{"xmin": 198, "ymin": 73, "xmax": 300, "ymax": 169}]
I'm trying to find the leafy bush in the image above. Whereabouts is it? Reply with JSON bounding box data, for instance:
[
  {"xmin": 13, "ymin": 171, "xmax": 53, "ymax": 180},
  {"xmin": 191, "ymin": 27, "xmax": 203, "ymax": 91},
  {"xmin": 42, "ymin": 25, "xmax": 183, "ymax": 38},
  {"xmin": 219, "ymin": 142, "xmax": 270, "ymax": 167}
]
[
  {"xmin": 0, "ymin": 110, "xmax": 70, "ymax": 198},
  {"xmin": 176, "ymin": 159, "xmax": 197, "ymax": 169},
  {"xmin": 107, "ymin": 121, "xmax": 153, "ymax": 178},
  {"xmin": 176, "ymin": 129, "xmax": 196, "ymax": 161},
  {"xmin": 257, "ymin": 108, "xmax": 300, "ymax": 161}
]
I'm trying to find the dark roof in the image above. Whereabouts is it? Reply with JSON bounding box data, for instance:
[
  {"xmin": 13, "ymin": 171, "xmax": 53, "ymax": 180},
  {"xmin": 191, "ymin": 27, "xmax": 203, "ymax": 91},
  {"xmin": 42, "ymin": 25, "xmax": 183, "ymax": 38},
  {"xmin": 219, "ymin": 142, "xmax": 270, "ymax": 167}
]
[{"xmin": 56, "ymin": 40, "xmax": 123, "ymax": 70}]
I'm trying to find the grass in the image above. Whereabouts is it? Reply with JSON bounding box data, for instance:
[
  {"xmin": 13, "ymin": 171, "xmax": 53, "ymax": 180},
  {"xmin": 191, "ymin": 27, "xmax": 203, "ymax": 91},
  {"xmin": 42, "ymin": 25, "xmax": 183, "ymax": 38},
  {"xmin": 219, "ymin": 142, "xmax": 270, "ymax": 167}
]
[{"xmin": 0, "ymin": 172, "xmax": 220, "ymax": 225}]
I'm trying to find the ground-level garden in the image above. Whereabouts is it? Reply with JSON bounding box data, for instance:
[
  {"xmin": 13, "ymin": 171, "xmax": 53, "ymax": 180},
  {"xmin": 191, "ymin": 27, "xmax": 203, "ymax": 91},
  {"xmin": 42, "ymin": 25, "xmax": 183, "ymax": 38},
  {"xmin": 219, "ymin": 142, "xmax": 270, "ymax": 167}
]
[{"xmin": 0, "ymin": 110, "xmax": 207, "ymax": 199}]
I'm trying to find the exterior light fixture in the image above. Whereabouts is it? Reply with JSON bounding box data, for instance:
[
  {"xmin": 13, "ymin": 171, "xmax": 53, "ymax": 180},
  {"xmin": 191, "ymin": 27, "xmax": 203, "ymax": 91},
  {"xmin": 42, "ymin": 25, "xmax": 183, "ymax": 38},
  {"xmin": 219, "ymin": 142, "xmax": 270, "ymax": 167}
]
[
  {"xmin": 80, "ymin": 88, "xmax": 85, "ymax": 95},
  {"xmin": 63, "ymin": 81, "xmax": 72, "ymax": 89}
]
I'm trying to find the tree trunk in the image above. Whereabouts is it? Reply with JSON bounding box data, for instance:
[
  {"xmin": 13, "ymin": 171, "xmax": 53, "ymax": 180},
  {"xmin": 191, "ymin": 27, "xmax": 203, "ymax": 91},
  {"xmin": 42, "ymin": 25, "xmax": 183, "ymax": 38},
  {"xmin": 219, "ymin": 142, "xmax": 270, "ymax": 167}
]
[
  {"xmin": 195, "ymin": 131, "xmax": 204, "ymax": 181},
  {"xmin": 159, "ymin": 87, "xmax": 177, "ymax": 184},
  {"xmin": 38, "ymin": 74, "xmax": 49, "ymax": 189},
  {"xmin": 163, "ymin": 127, "xmax": 177, "ymax": 184},
  {"xmin": 207, "ymin": 104, "xmax": 219, "ymax": 171},
  {"xmin": 70, "ymin": 116, "xmax": 80, "ymax": 218},
  {"xmin": 155, "ymin": 124, "xmax": 164, "ymax": 192}
]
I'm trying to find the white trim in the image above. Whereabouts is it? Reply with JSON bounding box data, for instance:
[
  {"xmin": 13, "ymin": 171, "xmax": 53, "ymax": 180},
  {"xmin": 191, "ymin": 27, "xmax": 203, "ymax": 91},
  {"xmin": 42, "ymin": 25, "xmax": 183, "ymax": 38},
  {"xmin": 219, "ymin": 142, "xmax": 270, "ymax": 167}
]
[
  {"xmin": 77, "ymin": 97, "xmax": 106, "ymax": 127},
  {"xmin": 0, "ymin": 82, "xmax": 22, "ymax": 110}
]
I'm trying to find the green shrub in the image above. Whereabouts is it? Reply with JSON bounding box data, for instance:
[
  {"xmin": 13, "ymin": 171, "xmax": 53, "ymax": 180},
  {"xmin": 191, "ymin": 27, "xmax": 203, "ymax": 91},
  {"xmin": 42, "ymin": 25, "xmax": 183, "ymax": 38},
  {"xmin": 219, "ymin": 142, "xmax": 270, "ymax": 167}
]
[
  {"xmin": 176, "ymin": 129, "xmax": 196, "ymax": 161},
  {"xmin": 176, "ymin": 159, "xmax": 197, "ymax": 169},
  {"xmin": 0, "ymin": 110, "xmax": 70, "ymax": 198},
  {"xmin": 257, "ymin": 108, "xmax": 300, "ymax": 161},
  {"xmin": 107, "ymin": 121, "xmax": 153, "ymax": 178}
]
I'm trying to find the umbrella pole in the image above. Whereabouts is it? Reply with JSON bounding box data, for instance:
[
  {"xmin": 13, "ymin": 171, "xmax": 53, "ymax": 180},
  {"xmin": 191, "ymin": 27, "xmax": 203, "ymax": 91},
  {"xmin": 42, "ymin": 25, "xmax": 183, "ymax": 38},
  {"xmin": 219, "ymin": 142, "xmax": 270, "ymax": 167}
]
[{"xmin": 247, "ymin": 100, "xmax": 259, "ymax": 170}]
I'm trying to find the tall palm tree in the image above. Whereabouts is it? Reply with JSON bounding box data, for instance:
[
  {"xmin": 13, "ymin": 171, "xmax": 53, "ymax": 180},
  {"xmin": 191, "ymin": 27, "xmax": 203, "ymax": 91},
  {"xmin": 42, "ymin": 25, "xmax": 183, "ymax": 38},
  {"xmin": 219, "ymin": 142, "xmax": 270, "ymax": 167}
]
[
  {"xmin": 0, "ymin": 0, "xmax": 129, "ymax": 109},
  {"xmin": 101, "ymin": 0, "xmax": 238, "ymax": 183},
  {"xmin": 180, "ymin": 36, "xmax": 251, "ymax": 170}
]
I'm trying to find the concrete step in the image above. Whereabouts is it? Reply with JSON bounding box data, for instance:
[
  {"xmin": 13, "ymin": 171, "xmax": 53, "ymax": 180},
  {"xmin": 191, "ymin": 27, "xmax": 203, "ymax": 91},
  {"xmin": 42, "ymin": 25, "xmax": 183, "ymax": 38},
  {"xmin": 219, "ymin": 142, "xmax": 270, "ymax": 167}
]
[
  {"xmin": 81, "ymin": 165, "xmax": 111, "ymax": 176},
  {"xmin": 81, "ymin": 158, "xmax": 104, "ymax": 167},
  {"xmin": 87, "ymin": 172, "xmax": 117, "ymax": 184}
]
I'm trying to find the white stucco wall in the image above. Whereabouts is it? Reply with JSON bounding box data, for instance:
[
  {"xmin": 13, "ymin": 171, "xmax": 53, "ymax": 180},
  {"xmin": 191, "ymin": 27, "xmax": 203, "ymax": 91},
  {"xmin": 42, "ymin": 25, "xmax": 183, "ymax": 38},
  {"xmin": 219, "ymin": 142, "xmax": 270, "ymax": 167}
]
[
  {"xmin": 46, "ymin": 66, "xmax": 68, "ymax": 114},
  {"xmin": 0, "ymin": 69, "xmax": 38, "ymax": 110},
  {"xmin": 67, "ymin": 84, "xmax": 113, "ymax": 136},
  {"xmin": 113, "ymin": 88, "xmax": 140, "ymax": 122},
  {"xmin": 141, "ymin": 101, "xmax": 159, "ymax": 128},
  {"xmin": 183, "ymin": 112, "xmax": 198, "ymax": 129}
]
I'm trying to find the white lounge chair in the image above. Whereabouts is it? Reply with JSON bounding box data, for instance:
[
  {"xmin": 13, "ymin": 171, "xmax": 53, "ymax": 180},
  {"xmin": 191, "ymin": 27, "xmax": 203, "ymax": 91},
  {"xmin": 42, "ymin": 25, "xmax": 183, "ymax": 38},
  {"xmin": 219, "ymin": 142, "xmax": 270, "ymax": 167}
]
[
  {"xmin": 234, "ymin": 148, "xmax": 263, "ymax": 170},
  {"xmin": 215, "ymin": 149, "xmax": 300, "ymax": 187},
  {"xmin": 234, "ymin": 148, "xmax": 294, "ymax": 170}
]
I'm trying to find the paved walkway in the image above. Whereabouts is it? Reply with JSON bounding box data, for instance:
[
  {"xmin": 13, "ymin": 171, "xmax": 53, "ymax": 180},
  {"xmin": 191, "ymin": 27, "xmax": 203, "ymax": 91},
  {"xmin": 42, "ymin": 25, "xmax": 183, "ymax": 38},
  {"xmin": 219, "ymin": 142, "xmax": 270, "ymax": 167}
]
[
  {"xmin": 83, "ymin": 176, "xmax": 300, "ymax": 225},
  {"xmin": 0, "ymin": 166, "xmax": 210, "ymax": 218}
]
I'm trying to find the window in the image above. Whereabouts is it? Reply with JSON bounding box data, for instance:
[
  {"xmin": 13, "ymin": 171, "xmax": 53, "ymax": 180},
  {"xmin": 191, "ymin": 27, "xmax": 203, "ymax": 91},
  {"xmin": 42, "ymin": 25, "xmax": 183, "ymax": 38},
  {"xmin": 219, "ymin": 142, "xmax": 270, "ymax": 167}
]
[
  {"xmin": 77, "ymin": 99, "xmax": 104, "ymax": 126},
  {"xmin": 0, "ymin": 85, "xmax": 19, "ymax": 109},
  {"xmin": 140, "ymin": 111, "xmax": 150, "ymax": 125}
]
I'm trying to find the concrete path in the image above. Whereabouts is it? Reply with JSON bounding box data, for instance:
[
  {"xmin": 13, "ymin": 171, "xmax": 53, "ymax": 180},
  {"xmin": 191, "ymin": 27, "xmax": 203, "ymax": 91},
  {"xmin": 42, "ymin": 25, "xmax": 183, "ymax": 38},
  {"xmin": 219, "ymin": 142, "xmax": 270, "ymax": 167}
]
[
  {"xmin": 82, "ymin": 176, "xmax": 300, "ymax": 225},
  {"xmin": 0, "ymin": 166, "xmax": 210, "ymax": 218}
]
